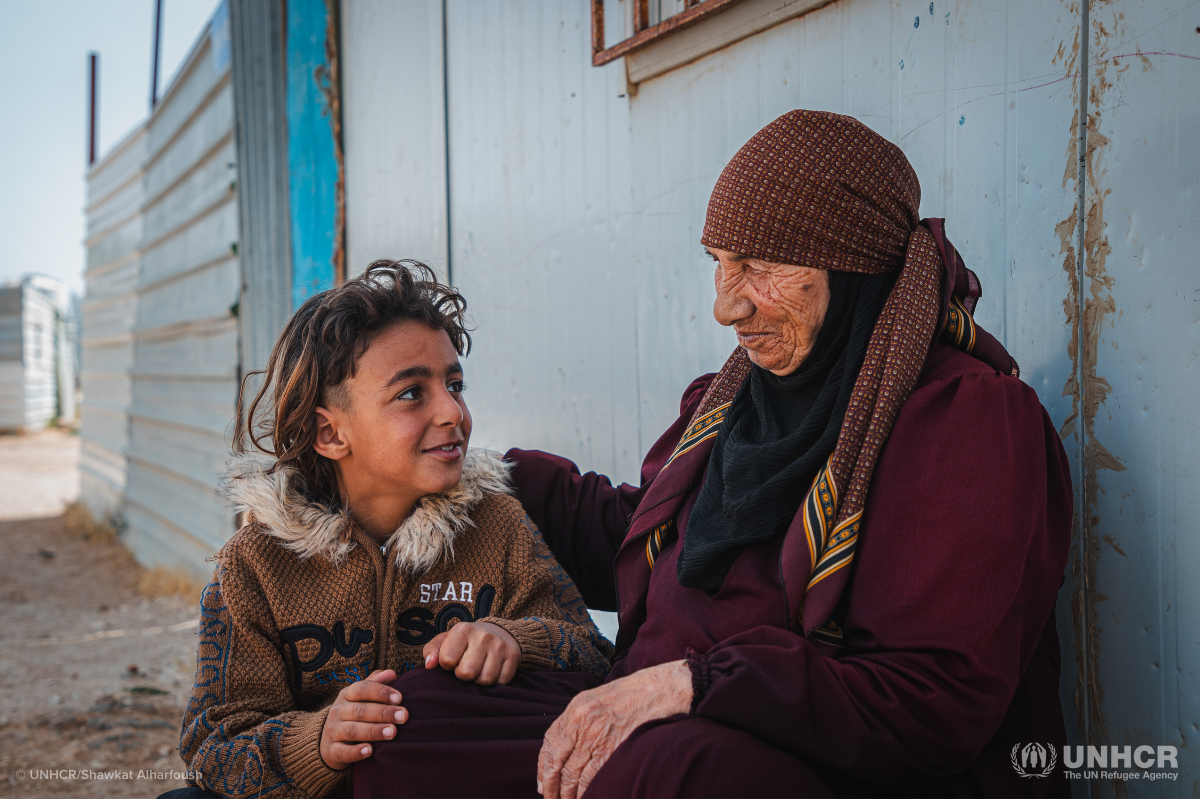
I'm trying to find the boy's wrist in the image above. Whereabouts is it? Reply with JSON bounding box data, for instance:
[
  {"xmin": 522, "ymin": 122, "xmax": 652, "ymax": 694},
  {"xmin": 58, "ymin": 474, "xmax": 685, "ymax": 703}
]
[
  {"xmin": 479, "ymin": 616, "xmax": 552, "ymax": 669},
  {"xmin": 281, "ymin": 708, "xmax": 348, "ymax": 796}
]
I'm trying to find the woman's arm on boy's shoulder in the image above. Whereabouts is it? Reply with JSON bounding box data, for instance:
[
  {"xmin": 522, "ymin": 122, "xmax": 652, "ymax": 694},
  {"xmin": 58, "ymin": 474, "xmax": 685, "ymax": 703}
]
[
  {"xmin": 503, "ymin": 372, "xmax": 715, "ymax": 611},
  {"xmin": 477, "ymin": 499, "xmax": 616, "ymax": 677},
  {"xmin": 179, "ymin": 547, "xmax": 345, "ymax": 798},
  {"xmin": 503, "ymin": 448, "xmax": 643, "ymax": 612}
]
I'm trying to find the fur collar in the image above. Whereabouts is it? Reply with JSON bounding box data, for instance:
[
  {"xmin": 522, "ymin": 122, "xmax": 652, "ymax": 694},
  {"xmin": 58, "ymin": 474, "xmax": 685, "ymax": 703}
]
[{"xmin": 221, "ymin": 448, "xmax": 512, "ymax": 574}]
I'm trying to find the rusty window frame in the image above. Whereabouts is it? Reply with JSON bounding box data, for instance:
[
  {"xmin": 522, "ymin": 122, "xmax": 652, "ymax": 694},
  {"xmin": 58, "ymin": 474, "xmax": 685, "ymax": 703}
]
[{"xmin": 592, "ymin": 0, "xmax": 747, "ymax": 67}]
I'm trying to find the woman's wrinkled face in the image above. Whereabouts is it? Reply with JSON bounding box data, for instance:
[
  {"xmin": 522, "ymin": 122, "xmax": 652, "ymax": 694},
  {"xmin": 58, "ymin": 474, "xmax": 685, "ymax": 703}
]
[{"xmin": 708, "ymin": 246, "xmax": 830, "ymax": 376}]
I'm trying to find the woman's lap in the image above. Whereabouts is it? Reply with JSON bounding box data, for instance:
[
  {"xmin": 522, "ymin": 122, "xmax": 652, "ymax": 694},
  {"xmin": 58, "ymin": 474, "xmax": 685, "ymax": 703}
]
[
  {"xmin": 585, "ymin": 714, "xmax": 841, "ymax": 799},
  {"xmin": 353, "ymin": 668, "xmax": 600, "ymax": 798},
  {"xmin": 354, "ymin": 668, "xmax": 844, "ymax": 799}
]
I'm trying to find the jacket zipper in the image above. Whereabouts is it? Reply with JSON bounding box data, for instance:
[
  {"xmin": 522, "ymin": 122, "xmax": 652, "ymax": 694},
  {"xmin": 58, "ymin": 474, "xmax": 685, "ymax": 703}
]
[{"xmin": 377, "ymin": 541, "xmax": 393, "ymax": 671}]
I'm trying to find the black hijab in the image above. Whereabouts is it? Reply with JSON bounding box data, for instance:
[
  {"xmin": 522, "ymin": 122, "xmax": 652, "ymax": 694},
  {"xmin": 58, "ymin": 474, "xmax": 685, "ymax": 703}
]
[{"xmin": 678, "ymin": 270, "xmax": 897, "ymax": 593}]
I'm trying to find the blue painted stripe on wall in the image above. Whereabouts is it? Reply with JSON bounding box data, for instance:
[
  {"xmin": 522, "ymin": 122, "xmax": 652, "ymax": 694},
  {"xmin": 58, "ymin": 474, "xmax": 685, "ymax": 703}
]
[{"xmin": 286, "ymin": 0, "xmax": 339, "ymax": 309}]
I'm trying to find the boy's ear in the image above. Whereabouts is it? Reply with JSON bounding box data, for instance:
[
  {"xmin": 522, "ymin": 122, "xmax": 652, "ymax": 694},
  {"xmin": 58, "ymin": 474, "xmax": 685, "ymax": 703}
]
[{"xmin": 313, "ymin": 406, "xmax": 350, "ymax": 460}]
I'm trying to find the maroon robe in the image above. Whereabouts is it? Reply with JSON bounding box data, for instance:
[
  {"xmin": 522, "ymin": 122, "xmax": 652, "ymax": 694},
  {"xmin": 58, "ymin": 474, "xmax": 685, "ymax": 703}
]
[
  {"xmin": 507, "ymin": 338, "xmax": 1072, "ymax": 797},
  {"xmin": 355, "ymin": 332, "xmax": 1072, "ymax": 798}
]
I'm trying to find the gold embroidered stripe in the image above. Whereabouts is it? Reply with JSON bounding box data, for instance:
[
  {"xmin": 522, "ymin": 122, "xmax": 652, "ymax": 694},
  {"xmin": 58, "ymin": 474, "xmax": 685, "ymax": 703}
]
[
  {"xmin": 943, "ymin": 294, "xmax": 977, "ymax": 353},
  {"xmin": 802, "ymin": 459, "xmax": 839, "ymax": 569},
  {"xmin": 810, "ymin": 620, "xmax": 845, "ymax": 648},
  {"xmin": 664, "ymin": 402, "xmax": 731, "ymax": 469},
  {"xmin": 806, "ymin": 514, "xmax": 862, "ymax": 591},
  {"xmin": 645, "ymin": 521, "xmax": 674, "ymax": 569}
]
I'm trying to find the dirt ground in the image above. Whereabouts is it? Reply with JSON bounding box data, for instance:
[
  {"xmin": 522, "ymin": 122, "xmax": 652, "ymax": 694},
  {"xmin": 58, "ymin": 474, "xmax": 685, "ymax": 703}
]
[{"xmin": 0, "ymin": 431, "xmax": 198, "ymax": 798}]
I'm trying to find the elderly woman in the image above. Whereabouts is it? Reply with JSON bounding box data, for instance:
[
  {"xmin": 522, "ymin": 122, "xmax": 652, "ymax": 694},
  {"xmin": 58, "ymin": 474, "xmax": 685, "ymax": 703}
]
[{"xmin": 358, "ymin": 111, "xmax": 1072, "ymax": 798}]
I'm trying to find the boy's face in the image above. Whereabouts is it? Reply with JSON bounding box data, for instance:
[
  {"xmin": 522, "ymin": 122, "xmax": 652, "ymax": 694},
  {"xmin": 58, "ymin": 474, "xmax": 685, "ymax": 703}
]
[{"xmin": 314, "ymin": 320, "xmax": 472, "ymax": 518}]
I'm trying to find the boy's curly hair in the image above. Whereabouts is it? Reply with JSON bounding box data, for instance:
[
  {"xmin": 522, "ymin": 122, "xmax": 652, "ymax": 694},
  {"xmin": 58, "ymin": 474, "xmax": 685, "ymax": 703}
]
[{"xmin": 234, "ymin": 260, "xmax": 471, "ymax": 506}]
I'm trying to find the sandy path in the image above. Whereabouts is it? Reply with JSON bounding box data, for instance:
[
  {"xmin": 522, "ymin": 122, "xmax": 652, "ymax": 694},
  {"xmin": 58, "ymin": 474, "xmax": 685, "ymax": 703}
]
[{"xmin": 0, "ymin": 432, "xmax": 197, "ymax": 798}]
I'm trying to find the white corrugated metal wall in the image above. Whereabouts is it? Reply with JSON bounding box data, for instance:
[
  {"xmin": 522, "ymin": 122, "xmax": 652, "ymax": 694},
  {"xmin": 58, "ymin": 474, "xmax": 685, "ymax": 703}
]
[
  {"xmin": 123, "ymin": 4, "xmax": 239, "ymax": 577},
  {"xmin": 341, "ymin": 0, "xmax": 449, "ymax": 278},
  {"xmin": 81, "ymin": 3, "xmax": 239, "ymax": 576},
  {"xmin": 81, "ymin": 125, "xmax": 146, "ymax": 521},
  {"xmin": 229, "ymin": 0, "xmax": 293, "ymax": 377},
  {"xmin": 340, "ymin": 0, "xmax": 1199, "ymax": 792},
  {"xmin": 1083, "ymin": 1, "xmax": 1199, "ymax": 788}
]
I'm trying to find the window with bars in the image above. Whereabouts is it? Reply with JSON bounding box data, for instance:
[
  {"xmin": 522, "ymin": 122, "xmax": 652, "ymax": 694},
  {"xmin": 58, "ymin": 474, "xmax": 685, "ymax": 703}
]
[{"xmin": 591, "ymin": 0, "xmax": 745, "ymax": 66}]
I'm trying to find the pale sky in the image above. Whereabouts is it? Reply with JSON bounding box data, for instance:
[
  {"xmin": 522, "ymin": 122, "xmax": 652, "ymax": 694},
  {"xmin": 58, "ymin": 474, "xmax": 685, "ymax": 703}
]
[{"xmin": 0, "ymin": 0, "xmax": 222, "ymax": 296}]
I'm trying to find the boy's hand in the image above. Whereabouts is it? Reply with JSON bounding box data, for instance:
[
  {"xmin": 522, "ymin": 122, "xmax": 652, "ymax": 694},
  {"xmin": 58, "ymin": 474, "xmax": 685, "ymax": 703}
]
[
  {"xmin": 319, "ymin": 669, "xmax": 407, "ymax": 771},
  {"xmin": 423, "ymin": 621, "xmax": 521, "ymax": 686}
]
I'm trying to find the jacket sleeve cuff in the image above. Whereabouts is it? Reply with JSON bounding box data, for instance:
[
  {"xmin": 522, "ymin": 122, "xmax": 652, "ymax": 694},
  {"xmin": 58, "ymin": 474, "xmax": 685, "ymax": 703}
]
[
  {"xmin": 279, "ymin": 707, "xmax": 346, "ymax": 797},
  {"xmin": 481, "ymin": 616, "xmax": 553, "ymax": 670},
  {"xmin": 686, "ymin": 648, "xmax": 711, "ymax": 715}
]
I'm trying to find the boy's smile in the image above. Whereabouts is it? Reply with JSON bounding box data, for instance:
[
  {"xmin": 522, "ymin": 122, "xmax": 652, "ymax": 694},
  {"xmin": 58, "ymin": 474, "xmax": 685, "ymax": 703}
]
[{"xmin": 313, "ymin": 319, "xmax": 473, "ymax": 541}]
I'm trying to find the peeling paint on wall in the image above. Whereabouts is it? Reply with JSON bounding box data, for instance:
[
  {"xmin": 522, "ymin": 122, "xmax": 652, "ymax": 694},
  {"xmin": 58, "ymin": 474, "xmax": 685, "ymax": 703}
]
[
  {"xmin": 318, "ymin": 0, "xmax": 345, "ymax": 286},
  {"xmin": 1059, "ymin": 0, "xmax": 1139, "ymax": 787},
  {"xmin": 1054, "ymin": 2, "xmax": 1091, "ymax": 751},
  {"xmin": 286, "ymin": 0, "xmax": 344, "ymax": 308}
]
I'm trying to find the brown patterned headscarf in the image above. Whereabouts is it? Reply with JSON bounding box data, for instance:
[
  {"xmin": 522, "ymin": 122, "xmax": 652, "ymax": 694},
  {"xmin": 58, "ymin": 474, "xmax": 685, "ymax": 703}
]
[{"xmin": 699, "ymin": 109, "xmax": 967, "ymax": 636}]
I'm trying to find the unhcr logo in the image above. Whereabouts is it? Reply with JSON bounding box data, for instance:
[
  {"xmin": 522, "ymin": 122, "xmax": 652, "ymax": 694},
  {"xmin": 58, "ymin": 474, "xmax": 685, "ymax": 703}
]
[
  {"xmin": 1010, "ymin": 743, "xmax": 1181, "ymax": 782},
  {"xmin": 1010, "ymin": 743, "xmax": 1057, "ymax": 778},
  {"xmin": 1060, "ymin": 745, "xmax": 1180, "ymax": 782}
]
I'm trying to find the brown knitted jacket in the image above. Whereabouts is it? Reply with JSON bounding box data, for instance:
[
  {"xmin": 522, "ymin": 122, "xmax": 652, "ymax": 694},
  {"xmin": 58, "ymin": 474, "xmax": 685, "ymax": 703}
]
[{"xmin": 179, "ymin": 449, "xmax": 613, "ymax": 798}]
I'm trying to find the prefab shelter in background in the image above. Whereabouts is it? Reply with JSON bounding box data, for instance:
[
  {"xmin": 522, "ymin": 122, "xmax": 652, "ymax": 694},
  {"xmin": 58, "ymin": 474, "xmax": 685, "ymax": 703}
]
[
  {"xmin": 79, "ymin": 0, "xmax": 1198, "ymax": 794},
  {"xmin": 0, "ymin": 275, "xmax": 77, "ymax": 433}
]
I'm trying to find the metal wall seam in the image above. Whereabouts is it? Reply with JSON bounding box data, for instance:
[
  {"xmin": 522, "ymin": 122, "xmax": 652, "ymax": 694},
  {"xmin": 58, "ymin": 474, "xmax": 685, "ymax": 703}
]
[
  {"xmin": 1075, "ymin": 0, "xmax": 1091, "ymax": 780},
  {"xmin": 442, "ymin": 0, "xmax": 452, "ymax": 285},
  {"xmin": 229, "ymin": 0, "xmax": 293, "ymax": 377}
]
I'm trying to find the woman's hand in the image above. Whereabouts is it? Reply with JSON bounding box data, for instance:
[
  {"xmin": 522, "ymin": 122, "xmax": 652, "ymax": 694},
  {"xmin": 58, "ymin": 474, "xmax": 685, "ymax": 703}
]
[
  {"xmin": 423, "ymin": 621, "xmax": 521, "ymax": 686},
  {"xmin": 319, "ymin": 669, "xmax": 407, "ymax": 770},
  {"xmin": 537, "ymin": 659, "xmax": 692, "ymax": 798}
]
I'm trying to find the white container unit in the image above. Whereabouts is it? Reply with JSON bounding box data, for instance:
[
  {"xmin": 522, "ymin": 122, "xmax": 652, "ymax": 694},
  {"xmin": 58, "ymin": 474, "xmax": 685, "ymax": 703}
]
[{"xmin": 0, "ymin": 276, "xmax": 73, "ymax": 433}]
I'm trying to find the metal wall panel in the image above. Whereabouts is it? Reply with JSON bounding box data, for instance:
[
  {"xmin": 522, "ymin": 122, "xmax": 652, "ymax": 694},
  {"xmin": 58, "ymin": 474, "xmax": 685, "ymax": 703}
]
[
  {"xmin": 82, "ymin": 259, "xmax": 139, "ymax": 306},
  {"xmin": 440, "ymin": 0, "xmax": 643, "ymax": 478},
  {"xmin": 87, "ymin": 216, "xmax": 144, "ymax": 273},
  {"xmin": 81, "ymin": 124, "xmax": 146, "ymax": 520},
  {"xmin": 1078, "ymin": 3, "xmax": 1200, "ymax": 794},
  {"xmin": 87, "ymin": 124, "xmax": 149, "ymax": 209},
  {"xmin": 230, "ymin": 0, "xmax": 293, "ymax": 375},
  {"xmin": 125, "ymin": 1, "xmax": 240, "ymax": 578},
  {"xmin": 86, "ymin": 177, "xmax": 144, "ymax": 242},
  {"xmin": 342, "ymin": 0, "xmax": 449, "ymax": 279}
]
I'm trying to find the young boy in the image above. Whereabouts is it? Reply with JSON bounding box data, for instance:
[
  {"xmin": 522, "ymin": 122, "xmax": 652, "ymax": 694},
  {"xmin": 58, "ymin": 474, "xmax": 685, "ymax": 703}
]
[{"xmin": 177, "ymin": 261, "xmax": 612, "ymax": 798}]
